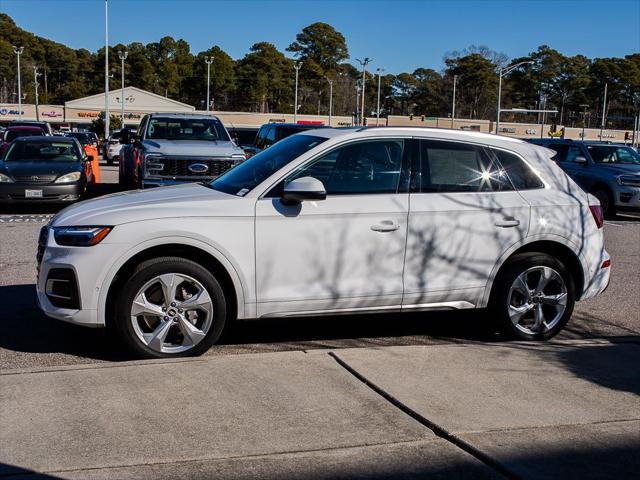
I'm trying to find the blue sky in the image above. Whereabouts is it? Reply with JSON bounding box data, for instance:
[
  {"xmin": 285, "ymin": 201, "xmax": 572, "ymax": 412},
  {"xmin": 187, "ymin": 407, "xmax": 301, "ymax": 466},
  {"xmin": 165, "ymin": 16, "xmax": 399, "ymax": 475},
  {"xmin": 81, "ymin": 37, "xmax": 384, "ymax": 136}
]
[{"xmin": 2, "ymin": 0, "xmax": 639, "ymax": 73}]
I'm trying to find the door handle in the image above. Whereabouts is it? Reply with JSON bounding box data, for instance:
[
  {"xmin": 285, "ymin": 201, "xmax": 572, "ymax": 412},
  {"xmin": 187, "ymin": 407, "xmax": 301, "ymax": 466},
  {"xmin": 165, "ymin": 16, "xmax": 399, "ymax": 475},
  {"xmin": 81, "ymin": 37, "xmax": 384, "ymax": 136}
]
[
  {"xmin": 371, "ymin": 221, "xmax": 400, "ymax": 232},
  {"xmin": 494, "ymin": 217, "xmax": 520, "ymax": 228}
]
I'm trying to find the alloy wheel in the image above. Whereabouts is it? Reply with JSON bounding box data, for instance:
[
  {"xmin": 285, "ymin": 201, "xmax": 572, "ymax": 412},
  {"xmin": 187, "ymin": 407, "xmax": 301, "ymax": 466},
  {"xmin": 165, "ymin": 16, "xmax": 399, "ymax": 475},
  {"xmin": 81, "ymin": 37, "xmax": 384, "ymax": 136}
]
[
  {"xmin": 507, "ymin": 266, "xmax": 568, "ymax": 335},
  {"xmin": 130, "ymin": 273, "xmax": 214, "ymax": 354}
]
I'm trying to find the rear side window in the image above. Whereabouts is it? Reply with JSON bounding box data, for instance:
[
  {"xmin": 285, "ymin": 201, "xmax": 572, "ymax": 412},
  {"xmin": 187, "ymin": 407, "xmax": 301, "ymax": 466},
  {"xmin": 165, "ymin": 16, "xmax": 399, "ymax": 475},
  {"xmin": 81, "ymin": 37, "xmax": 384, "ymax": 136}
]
[
  {"xmin": 419, "ymin": 140, "xmax": 512, "ymax": 193},
  {"xmin": 490, "ymin": 149, "xmax": 545, "ymax": 190}
]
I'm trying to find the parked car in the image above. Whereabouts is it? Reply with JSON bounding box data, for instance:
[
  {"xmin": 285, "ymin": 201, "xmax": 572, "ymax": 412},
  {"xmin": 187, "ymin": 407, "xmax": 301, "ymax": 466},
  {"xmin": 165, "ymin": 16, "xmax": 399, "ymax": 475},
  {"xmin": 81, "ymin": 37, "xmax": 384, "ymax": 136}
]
[
  {"xmin": 65, "ymin": 132, "xmax": 101, "ymax": 183},
  {"xmin": 37, "ymin": 127, "xmax": 610, "ymax": 358},
  {"xmin": 243, "ymin": 122, "xmax": 328, "ymax": 157},
  {"xmin": 0, "ymin": 126, "xmax": 47, "ymax": 157},
  {"xmin": 119, "ymin": 113, "xmax": 246, "ymax": 189},
  {"xmin": 9, "ymin": 120, "xmax": 53, "ymax": 136},
  {"xmin": 0, "ymin": 136, "xmax": 91, "ymax": 203},
  {"xmin": 529, "ymin": 139, "xmax": 640, "ymax": 217},
  {"xmin": 104, "ymin": 130, "xmax": 132, "ymax": 166}
]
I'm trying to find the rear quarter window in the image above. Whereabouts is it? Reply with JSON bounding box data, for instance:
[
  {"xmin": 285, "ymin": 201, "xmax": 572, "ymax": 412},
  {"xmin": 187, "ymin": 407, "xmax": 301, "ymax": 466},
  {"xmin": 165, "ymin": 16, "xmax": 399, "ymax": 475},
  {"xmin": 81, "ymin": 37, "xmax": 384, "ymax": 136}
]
[{"xmin": 491, "ymin": 149, "xmax": 545, "ymax": 190}]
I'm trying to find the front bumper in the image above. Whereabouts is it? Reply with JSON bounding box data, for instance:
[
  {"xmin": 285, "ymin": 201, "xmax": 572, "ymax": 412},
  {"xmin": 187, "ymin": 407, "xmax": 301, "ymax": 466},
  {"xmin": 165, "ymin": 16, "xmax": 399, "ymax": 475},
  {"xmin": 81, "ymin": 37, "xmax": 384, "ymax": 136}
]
[
  {"xmin": 142, "ymin": 177, "xmax": 213, "ymax": 188},
  {"xmin": 0, "ymin": 182, "xmax": 84, "ymax": 203}
]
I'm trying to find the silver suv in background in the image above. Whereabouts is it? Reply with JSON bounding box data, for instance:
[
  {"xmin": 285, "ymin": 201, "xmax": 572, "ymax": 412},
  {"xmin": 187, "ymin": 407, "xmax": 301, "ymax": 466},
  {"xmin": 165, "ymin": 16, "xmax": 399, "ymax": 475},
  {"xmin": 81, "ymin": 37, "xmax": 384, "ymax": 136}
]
[{"xmin": 119, "ymin": 113, "xmax": 246, "ymax": 188}]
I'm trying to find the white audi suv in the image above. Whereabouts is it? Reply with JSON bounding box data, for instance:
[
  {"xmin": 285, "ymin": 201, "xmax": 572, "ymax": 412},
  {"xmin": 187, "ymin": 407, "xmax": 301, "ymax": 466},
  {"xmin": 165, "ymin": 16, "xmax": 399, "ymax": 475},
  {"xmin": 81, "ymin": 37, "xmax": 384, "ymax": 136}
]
[{"xmin": 37, "ymin": 128, "xmax": 611, "ymax": 358}]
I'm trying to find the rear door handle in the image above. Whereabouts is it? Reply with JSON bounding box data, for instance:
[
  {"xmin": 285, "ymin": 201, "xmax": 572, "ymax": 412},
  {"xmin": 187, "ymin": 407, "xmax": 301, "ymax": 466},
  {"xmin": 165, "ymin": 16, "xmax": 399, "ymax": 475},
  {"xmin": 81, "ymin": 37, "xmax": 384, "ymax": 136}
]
[
  {"xmin": 371, "ymin": 220, "xmax": 400, "ymax": 232},
  {"xmin": 494, "ymin": 217, "xmax": 520, "ymax": 228}
]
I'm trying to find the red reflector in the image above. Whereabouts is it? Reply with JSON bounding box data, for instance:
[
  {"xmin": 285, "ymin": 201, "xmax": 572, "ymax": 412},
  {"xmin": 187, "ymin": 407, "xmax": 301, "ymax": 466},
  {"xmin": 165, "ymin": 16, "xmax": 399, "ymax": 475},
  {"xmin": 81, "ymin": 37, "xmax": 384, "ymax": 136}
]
[
  {"xmin": 589, "ymin": 204, "xmax": 604, "ymax": 229},
  {"xmin": 601, "ymin": 259, "xmax": 611, "ymax": 269}
]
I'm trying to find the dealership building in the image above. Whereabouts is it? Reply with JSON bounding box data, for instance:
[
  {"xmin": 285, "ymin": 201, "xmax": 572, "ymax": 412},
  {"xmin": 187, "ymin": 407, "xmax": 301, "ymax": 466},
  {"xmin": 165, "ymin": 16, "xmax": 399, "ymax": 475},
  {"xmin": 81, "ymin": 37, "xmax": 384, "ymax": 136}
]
[{"xmin": 0, "ymin": 86, "xmax": 636, "ymax": 143}]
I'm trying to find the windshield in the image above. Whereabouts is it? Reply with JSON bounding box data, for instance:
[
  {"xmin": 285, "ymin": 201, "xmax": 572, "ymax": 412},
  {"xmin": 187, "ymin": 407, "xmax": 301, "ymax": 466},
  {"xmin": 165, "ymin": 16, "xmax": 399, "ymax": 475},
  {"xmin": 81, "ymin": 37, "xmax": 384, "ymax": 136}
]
[
  {"xmin": 146, "ymin": 117, "xmax": 230, "ymax": 142},
  {"xmin": 65, "ymin": 133, "xmax": 93, "ymax": 144},
  {"xmin": 5, "ymin": 141, "xmax": 80, "ymax": 163},
  {"xmin": 587, "ymin": 145, "xmax": 640, "ymax": 165},
  {"xmin": 5, "ymin": 130, "xmax": 43, "ymax": 142},
  {"xmin": 210, "ymin": 134, "xmax": 327, "ymax": 195}
]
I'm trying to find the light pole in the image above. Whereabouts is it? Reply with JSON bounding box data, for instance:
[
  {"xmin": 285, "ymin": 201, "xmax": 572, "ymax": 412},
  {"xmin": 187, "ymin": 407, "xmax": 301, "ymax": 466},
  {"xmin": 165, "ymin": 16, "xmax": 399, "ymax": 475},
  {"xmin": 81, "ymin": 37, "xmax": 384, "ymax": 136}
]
[
  {"xmin": 580, "ymin": 104, "xmax": 589, "ymax": 140},
  {"xmin": 495, "ymin": 60, "xmax": 533, "ymax": 135},
  {"xmin": 356, "ymin": 57, "xmax": 372, "ymax": 125},
  {"xmin": 33, "ymin": 66, "xmax": 41, "ymax": 121},
  {"xmin": 104, "ymin": 0, "xmax": 110, "ymax": 140},
  {"xmin": 451, "ymin": 74, "xmax": 457, "ymax": 128},
  {"xmin": 375, "ymin": 67, "xmax": 384, "ymax": 126},
  {"xmin": 325, "ymin": 76, "xmax": 334, "ymax": 126},
  {"xmin": 12, "ymin": 46, "xmax": 24, "ymax": 118},
  {"xmin": 293, "ymin": 61, "xmax": 302, "ymax": 123},
  {"xmin": 599, "ymin": 82, "xmax": 608, "ymax": 140},
  {"xmin": 118, "ymin": 50, "xmax": 128, "ymax": 128},
  {"xmin": 204, "ymin": 56, "xmax": 214, "ymax": 113}
]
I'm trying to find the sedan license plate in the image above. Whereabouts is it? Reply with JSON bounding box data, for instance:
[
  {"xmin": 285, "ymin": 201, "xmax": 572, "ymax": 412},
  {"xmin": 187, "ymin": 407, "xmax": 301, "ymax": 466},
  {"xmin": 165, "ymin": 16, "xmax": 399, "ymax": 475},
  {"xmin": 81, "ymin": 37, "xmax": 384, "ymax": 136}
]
[{"xmin": 25, "ymin": 189, "xmax": 43, "ymax": 198}]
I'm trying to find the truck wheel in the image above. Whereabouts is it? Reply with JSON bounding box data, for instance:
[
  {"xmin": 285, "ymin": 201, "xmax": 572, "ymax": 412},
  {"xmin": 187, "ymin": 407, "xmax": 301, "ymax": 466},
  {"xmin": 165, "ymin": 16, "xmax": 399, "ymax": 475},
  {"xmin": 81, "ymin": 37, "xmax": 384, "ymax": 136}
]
[
  {"xmin": 114, "ymin": 257, "xmax": 227, "ymax": 359},
  {"xmin": 490, "ymin": 253, "xmax": 575, "ymax": 341}
]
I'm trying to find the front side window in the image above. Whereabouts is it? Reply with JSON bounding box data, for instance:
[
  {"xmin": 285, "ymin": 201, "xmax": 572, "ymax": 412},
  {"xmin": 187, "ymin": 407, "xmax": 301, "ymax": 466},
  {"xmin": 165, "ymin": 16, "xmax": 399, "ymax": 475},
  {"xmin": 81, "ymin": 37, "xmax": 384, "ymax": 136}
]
[
  {"xmin": 489, "ymin": 148, "xmax": 545, "ymax": 190},
  {"xmin": 587, "ymin": 145, "xmax": 640, "ymax": 165},
  {"xmin": 210, "ymin": 134, "xmax": 327, "ymax": 196},
  {"xmin": 146, "ymin": 117, "xmax": 230, "ymax": 142},
  {"xmin": 281, "ymin": 139, "xmax": 405, "ymax": 195},
  {"xmin": 5, "ymin": 142, "xmax": 80, "ymax": 163},
  {"xmin": 419, "ymin": 140, "xmax": 511, "ymax": 193}
]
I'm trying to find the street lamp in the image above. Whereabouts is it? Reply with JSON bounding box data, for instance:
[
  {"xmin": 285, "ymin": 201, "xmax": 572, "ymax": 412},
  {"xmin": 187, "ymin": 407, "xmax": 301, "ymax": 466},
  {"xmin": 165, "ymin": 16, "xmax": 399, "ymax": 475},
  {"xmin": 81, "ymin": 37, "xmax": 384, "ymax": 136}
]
[
  {"xmin": 293, "ymin": 61, "xmax": 302, "ymax": 123},
  {"xmin": 204, "ymin": 56, "xmax": 214, "ymax": 113},
  {"xmin": 118, "ymin": 51, "xmax": 128, "ymax": 127},
  {"xmin": 33, "ymin": 66, "xmax": 41, "ymax": 121},
  {"xmin": 580, "ymin": 104, "xmax": 589, "ymax": 140},
  {"xmin": 12, "ymin": 46, "xmax": 24, "ymax": 118},
  {"xmin": 495, "ymin": 60, "xmax": 534, "ymax": 135},
  {"xmin": 104, "ymin": 0, "xmax": 110, "ymax": 140},
  {"xmin": 451, "ymin": 74, "xmax": 457, "ymax": 129},
  {"xmin": 324, "ymin": 76, "xmax": 334, "ymax": 127},
  {"xmin": 375, "ymin": 67, "xmax": 384, "ymax": 126},
  {"xmin": 356, "ymin": 57, "xmax": 372, "ymax": 125}
]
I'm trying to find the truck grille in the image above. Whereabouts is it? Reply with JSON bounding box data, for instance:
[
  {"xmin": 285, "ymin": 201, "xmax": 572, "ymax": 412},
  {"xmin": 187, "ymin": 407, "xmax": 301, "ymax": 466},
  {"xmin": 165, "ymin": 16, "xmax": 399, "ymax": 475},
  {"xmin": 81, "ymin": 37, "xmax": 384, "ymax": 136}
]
[{"xmin": 153, "ymin": 156, "xmax": 236, "ymax": 179}]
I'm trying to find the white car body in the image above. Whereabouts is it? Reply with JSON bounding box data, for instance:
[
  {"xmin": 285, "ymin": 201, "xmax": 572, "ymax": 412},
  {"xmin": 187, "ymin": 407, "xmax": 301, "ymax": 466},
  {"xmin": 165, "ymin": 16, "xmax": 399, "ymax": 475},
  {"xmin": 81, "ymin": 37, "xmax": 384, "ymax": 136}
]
[
  {"xmin": 37, "ymin": 128, "xmax": 610, "ymax": 331},
  {"xmin": 106, "ymin": 137, "xmax": 122, "ymax": 161}
]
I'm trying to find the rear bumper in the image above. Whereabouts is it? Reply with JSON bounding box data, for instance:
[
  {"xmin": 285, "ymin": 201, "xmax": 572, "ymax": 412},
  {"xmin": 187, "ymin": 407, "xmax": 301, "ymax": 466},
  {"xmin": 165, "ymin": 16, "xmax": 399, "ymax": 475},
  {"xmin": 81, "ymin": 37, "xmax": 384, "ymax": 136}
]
[
  {"xmin": 580, "ymin": 251, "xmax": 611, "ymax": 301},
  {"xmin": 0, "ymin": 182, "xmax": 84, "ymax": 203}
]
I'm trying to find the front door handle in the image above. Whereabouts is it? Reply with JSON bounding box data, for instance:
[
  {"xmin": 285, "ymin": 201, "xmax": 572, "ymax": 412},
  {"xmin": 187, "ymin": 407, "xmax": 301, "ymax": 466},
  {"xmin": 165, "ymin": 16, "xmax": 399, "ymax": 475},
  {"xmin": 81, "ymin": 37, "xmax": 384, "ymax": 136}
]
[
  {"xmin": 494, "ymin": 217, "xmax": 520, "ymax": 228},
  {"xmin": 371, "ymin": 220, "xmax": 400, "ymax": 232}
]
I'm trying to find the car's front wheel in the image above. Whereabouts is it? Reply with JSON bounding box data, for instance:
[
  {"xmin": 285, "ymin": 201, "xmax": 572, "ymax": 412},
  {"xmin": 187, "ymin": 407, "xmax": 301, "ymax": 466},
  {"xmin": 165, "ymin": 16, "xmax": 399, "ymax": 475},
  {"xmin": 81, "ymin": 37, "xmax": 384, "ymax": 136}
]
[
  {"xmin": 114, "ymin": 257, "xmax": 227, "ymax": 358},
  {"xmin": 490, "ymin": 253, "xmax": 575, "ymax": 340}
]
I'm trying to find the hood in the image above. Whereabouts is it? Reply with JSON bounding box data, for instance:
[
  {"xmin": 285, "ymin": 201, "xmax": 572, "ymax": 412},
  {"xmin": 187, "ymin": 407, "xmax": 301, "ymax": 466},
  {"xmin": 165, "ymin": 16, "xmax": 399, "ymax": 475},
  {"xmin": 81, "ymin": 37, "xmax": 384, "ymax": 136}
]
[
  {"xmin": 595, "ymin": 163, "xmax": 640, "ymax": 175},
  {"xmin": 2, "ymin": 160, "xmax": 81, "ymax": 180},
  {"xmin": 50, "ymin": 183, "xmax": 253, "ymax": 227},
  {"xmin": 143, "ymin": 139, "xmax": 244, "ymax": 157}
]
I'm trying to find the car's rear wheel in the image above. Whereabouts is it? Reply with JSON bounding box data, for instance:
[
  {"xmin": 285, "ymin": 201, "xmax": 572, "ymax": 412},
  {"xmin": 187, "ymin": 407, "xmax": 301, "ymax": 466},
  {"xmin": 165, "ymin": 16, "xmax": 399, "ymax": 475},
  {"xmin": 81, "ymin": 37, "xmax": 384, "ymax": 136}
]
[
  {"xmin": 490, "ymin": 253, "xmax": 575, "ymax": 340},
  {"xmin": 114, "ymin": 257, "xmax": 227, "ymax": 358}
]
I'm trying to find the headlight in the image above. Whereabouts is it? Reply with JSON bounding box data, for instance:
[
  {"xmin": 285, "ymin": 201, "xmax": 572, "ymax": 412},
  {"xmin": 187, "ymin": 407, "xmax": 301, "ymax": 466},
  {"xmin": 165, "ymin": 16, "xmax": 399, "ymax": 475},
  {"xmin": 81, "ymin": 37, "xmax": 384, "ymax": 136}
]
[
  {"xmin": 55, "ymin": 172, "xmax": 81, "ymax": 183},
  {"xmin": 53, "ymin": 226, "xmax": 112, "ymax": 247},
  {"xmin": 0, "ymin": 173, "xmax": 13, "ymax": 183},
  {"xmin": 144, "ymin": 155, "xmax": 164, "ymax": 177},
  {"xmin": 617, "ymin": 175, "xmax": 640, "ymax": 188},
  {"xmin": 231, "ymin": 153, "xmax": 246, "ymax": 166}
]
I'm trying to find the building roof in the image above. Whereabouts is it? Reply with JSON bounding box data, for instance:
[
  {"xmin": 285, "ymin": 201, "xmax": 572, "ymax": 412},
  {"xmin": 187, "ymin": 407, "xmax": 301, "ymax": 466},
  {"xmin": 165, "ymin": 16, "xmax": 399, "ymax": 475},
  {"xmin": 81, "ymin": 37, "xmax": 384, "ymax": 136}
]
[{"xmin": 65, "ymin": 86, "xmax": 194, "ymax": 112}]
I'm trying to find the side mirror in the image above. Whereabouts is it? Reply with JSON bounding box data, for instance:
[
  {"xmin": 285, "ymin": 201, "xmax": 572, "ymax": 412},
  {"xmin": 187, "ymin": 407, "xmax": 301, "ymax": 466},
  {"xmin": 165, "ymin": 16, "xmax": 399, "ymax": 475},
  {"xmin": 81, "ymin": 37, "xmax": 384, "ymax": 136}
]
[
  {"xmin": 281, "ymin": 177, "xmax": 327, "ymax": 205},
  {"xmin": 573, "ymin": 155, "xmax": 587, "ymax": 164}
]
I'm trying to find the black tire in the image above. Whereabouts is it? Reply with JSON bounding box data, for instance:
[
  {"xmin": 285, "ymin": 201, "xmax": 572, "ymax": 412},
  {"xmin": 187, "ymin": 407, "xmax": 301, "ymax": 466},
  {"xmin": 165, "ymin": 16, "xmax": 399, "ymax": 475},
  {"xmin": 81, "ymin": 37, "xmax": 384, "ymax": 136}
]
[
  {"xmin": 592, "ymin": 188, "xmax": 615, "ymax": 219},
  {"xmin": 114, "ymin": 257, "xmax": 227, "ymax": 359},
  {"xmin": 489, "ymin": 253, "xmax": 575, "ymax": 341}
]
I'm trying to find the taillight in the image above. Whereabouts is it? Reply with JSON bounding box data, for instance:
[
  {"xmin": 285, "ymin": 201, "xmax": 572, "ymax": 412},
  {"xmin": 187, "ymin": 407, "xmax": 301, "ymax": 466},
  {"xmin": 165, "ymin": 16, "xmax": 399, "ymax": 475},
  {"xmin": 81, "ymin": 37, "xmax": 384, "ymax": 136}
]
[{"xmin": 589, "ymin": 204, "xmax": 604, "ymax": 229}]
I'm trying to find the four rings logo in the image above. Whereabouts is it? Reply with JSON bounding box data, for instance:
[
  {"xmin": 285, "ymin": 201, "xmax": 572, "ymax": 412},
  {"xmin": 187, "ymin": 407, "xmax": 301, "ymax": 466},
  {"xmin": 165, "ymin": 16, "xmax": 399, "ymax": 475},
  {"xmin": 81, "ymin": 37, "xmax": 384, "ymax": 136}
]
[{"xmin": 187, "ymin": 163, "xmax": 209, "ymax": 174}]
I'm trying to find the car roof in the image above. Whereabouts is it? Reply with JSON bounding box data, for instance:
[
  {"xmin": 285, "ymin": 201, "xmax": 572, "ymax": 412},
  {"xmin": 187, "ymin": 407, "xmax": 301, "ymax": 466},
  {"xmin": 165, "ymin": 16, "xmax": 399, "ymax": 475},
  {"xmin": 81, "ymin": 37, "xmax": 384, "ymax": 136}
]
[
  {"xmin": 263, "ymin": 123, "xmax": 328, "ymax": 128},
  {"xmin": 14, "ymin": 135, "xmax": 74, "ymax": 143},
  {"xmin": 148, "ymin": 113, "xmax": 221, "ymax": 121},
  {"xmin": 6, "ymin": 126, "xmax": 44, "ymax": 131}
]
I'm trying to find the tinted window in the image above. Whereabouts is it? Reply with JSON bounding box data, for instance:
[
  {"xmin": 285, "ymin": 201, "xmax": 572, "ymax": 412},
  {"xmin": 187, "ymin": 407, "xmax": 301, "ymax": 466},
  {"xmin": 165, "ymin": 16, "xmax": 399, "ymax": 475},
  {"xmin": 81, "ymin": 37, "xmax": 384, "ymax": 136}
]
[
  {"xmin": 146, "ymin": 117, "xmax": 230, "ymax": 142},
  {"xmin": 210, "ymin": 134, "xmax": 327, "ymax": 196},
  {"xmin": 5, "ymin": 129, "xmax": 43, "ymax": 142},
  {"xmin": 587, "ymin": 145, "xmax": 640, "ymax": 165},
  {"xmin": 419, "ymin": 140, "xmax": 510, "ymax": 192},
  {"xmin": 283, "ymin": 140, "xmax": 404, "ymax": 195},
  {"xmin": 277, "ymin": 126, "xmax": 309, "ymax": 140},
  {"xmin": 6, "ymin": 141, "xmax": 80, "ymax": 163},
  {"xmin": 490, "ymin": 149, "xmax": 545, "ymax": 190},
  {"xmin": 265, "ymin": 126, "xmax": 277, "ymax": 145}
]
